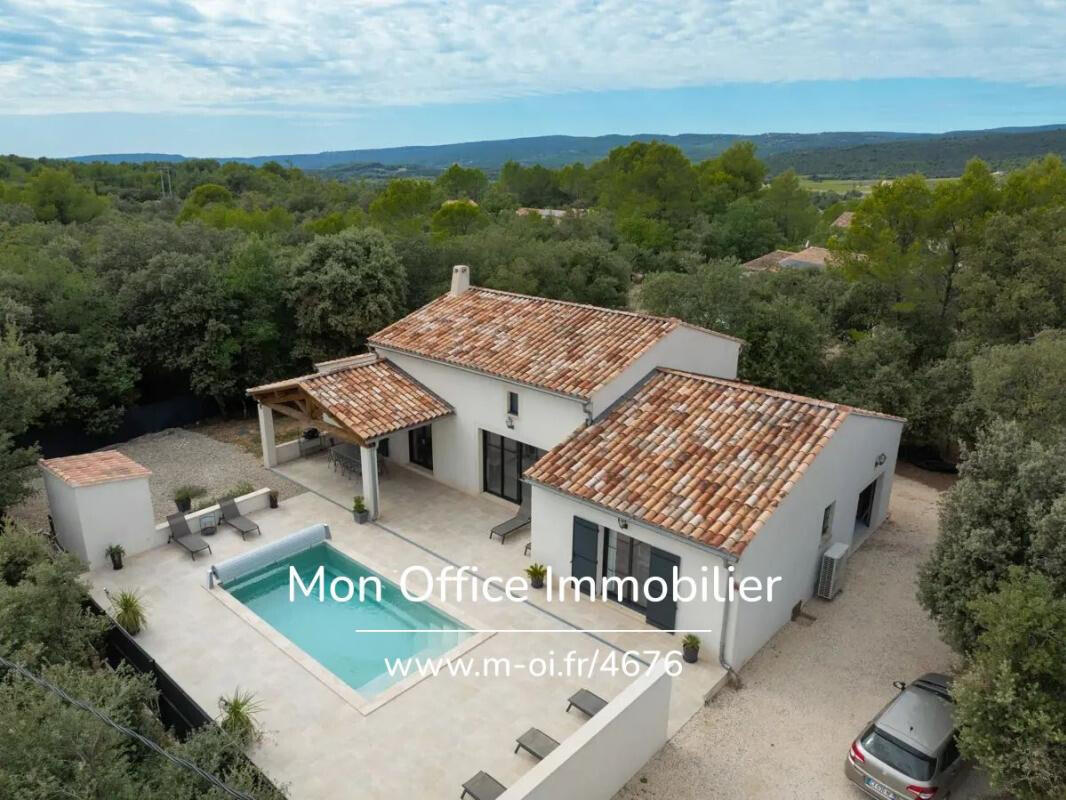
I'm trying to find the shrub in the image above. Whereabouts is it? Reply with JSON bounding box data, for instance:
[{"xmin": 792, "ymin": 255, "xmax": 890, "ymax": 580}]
[
  {"xmin": 0, "ymin": 525, "xmax": 53, "ymax": 586},
  {"xmin": 218, "ymin": 688, "xmax": 264, "ymax": 747},
  {"xmin": 110, "ymin": 589, "xmax": 146, "ymax": 635},
  {"xmin": 173, "ymin": 484, "xmax": 207, "ymax": 504}
]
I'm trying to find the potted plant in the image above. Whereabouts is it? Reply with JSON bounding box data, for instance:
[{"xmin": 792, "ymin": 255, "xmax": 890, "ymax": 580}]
[
  {"xmin": 682, "ymin": 633, "xmax": 701, "ymax": 663},
  {"xmin": 111, "ymin": 589, "xmax": 147, "ymax": 635},
  {"xmin": 352, "ymin": 495, "xmax": 369, "ymax": 523},
  {"xmin": 525, "ymin": 562, "xmax": 547, "ymax": 590},
  {"xmin": 173, "ymin": 484, "xmax": 207, "ymax": 513},
  {"xmin": 106, "ymin": 543, "xmax": 126, "ymax": 571},
  {"xmin": 268, "ymin": 489, "xmax": 279, "ymax": 509},
  {"xmin": 218, "ymin": 688, "xmax": 264, "ymax": 748}
]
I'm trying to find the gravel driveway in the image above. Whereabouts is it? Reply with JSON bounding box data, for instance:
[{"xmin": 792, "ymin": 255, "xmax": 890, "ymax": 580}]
[
  {"xmin": 12, "ymin": 428, "xmax": 304, "ymax": 528},
  {"xmin": 616, "ymin": 465, "xmax": 990, "ymax": 800}
]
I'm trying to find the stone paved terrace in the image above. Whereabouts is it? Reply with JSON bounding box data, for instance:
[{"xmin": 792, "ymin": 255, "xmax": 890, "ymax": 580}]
[{"xmin": 87, "ymin": 458, "xmax": 726, "ymax": 800}]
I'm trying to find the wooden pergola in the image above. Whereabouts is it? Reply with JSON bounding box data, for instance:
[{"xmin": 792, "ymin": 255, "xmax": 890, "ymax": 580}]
[{"xmin": 248, "ymin": 355, "xmax": 453, "ymax": 519}]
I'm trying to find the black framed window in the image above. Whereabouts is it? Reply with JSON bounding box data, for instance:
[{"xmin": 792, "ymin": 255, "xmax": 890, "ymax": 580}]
[
  {"xmin": 507, "ymin": 391, "xmax": 519, "ymax": 415},
  {"xmin": 378, "ymin": 438, "xmax": 390, "ymax": 458},
  {"xmin": 482, "ymin": 431, "xmax": 542, "ymax": 503},
  {"xmin": 408, "ymin": 425, "xmax": 433, "ymax": 470}
]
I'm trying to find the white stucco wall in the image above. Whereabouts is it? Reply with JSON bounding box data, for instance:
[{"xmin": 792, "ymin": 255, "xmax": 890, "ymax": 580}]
[
  {"xmin": 529, "ymin": 484, "xmax": 730, "ymax": 654},
  {"xmin": 528, "ymin": 411, "xmax": 902, "ymax": 672},
  {"xmin": 725, "ymin": 412, "xmax": 903, "ymax": 668},
  {"xmin": 589, "ymin": 326, "xmax": 741, "ymax": 415},
  {"xmin": 44, "ymin": 474, "xmax": 155, "ymax": 570},
  {"xmin": 372, "ymin": 348, "xmax": 588, "ymax": 496},
  {"xmin": 500, "ymin": 661, "xmax": 671, "ymax": 800}
]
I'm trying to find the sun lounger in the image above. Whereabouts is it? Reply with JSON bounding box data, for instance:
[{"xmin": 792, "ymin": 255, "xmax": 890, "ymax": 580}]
[
  {"xmin": 460, "ymin": 770, "xmax": 506, "ymax": 800},
  {"xmin": 566, "ymin": 688, "xmax": 607, "ymax": 717},
  {"xmin": 489, "ymin": 491, "xmax": 531, "ymax": 543},
  {"xmin": 514, "ymin": 727, "xmax": 559, "ymax": 760},
  {"xmin": 166, "ymin": 513, "xmax": 212, "ymax": 560},
  {"xmin": 219, "ymin": 498, "xmax": 261, "ymax": 539}
]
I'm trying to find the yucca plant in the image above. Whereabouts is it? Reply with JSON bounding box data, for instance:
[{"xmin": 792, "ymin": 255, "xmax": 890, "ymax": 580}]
[
  {"xmin": 218, "ymin": 688, "xmax": 265, "ymax": 747},
  {"xmin": 111, "ymin": 589, "xmax": 147, "ymax": 635}
]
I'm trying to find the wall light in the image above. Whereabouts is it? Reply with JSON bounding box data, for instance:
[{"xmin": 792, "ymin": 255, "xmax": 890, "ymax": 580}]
[
  {"xmin": 505, "ymin": 416, "xmax": 515, "ymax": 429},
  {"xmin": 875, "ymin": 453, "xmax": 887, "ymax": 467},
  {"xmin": 617, "ymin": 517, "xmax": 628, "ymax": 530}
]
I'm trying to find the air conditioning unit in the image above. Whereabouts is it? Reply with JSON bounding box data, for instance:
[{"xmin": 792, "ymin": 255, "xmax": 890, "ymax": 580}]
[{"xmin": 817, "ymin": 542, "xmax": 850, "ymax": 600}]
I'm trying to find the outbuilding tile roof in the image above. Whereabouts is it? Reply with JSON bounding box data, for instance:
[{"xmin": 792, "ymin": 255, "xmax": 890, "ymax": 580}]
[
  {"xmin": 740, "ymin": 249, "xmax": 797, "ymax": 272},
  {"xmin": 525, "ymin": 369, "xmax": 856, "ymax": 556},
  {"xmin": 248, "ymin": 356, "xmax": 453, "ymax": 444},
  {"xmin": 780, "ymin": 246, "xmax": 832, "ymax": 269},
  {"xmin": 39, "ymin": 450, "xmax": 152, "ymax": 487},
  {"xmin": 368, "ymin": 287, "xmax": 739, "ymax": 399}
]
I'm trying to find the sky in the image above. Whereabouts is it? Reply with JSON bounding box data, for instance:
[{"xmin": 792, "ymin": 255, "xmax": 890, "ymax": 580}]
[{"xmin": 2, "ymin": 0, "xmax": 1066, "ymax": 158}]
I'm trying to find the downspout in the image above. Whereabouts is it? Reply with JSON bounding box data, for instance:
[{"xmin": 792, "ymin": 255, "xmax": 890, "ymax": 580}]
[{"xmin": 717, "ymin": 552, "xmax": 742, "ymax": 689}]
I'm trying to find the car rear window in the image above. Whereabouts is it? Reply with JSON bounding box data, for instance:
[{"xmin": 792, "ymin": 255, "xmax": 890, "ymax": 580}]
[{"xmin": 862, "ymin": 727, "xmax": 936, "ymax": 781}]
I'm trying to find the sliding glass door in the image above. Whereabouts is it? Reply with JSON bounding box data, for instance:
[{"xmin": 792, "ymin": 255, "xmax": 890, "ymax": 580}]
[
  {"xmin": 408, "ymin": 425, "xmax": 433, "ymax": 470},
  {"xmin": 482, "ymin": 431, "xmax": 543, "ymax": 504}
]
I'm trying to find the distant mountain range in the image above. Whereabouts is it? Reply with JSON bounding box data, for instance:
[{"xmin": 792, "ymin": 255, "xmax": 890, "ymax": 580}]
[{"xmin": 68, "ymin": 124, "xmax": 1066, "ymax": 179}]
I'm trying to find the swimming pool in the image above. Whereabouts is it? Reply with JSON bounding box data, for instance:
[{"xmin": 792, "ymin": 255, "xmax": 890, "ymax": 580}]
[{"xmin": 225, "ymin": 542, "xmax": 471, "ymax": 698}]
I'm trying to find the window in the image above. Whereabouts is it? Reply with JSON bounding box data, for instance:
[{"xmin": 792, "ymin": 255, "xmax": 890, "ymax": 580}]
[
  {"xmin": 860, "ymin": 727, "xmax": 936, "ymax": 781},
  {"xmin": 408, "ymin": 425, "xmax": 433, "ymax": 470},
  {"xmin": 482, "ymin": 431, "xmax": 543, "ymax": 503},
  {"xmin": 940, "ymin": 736, "xmax": 960, "ymax": 770},
  {"xmin": 507, "ymin": 391, "xmax": 519, "ymax": 416},
  {"xmin": 820, "ymin": 502, "xmax": 835, "ymax": 545},
  {"xmin": 602, "ymin": 529, "xmax": 652, "ymax": 609},
  {"xmin": 377, "ymin": 438, "xmax": 390, "ymax": 458}
]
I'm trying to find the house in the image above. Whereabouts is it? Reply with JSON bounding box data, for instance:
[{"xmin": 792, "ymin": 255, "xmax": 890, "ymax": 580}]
[
  {"xmin": 779, "ymin": 245, "xmax": 832, "ymax": 270},
  {"xmin": 250, "ymin": 265, "xmax": 902, "ymax": 670},
  {"xmin": 740, "ymin": 249, "xmax": 797, "ymax": 272},
  {"xmin": 516, "ymin": 207, "xmax": 588, "ymax": 222}
]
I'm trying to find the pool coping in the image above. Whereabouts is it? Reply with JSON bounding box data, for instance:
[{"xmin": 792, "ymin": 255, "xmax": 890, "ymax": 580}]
[{"xmin": 207, "ymin": 541, "xmax": 495, "ymax": 716}]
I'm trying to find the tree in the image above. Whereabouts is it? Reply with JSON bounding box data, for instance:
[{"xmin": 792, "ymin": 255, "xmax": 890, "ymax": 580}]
[
  {"xmin": 953, "ymin": 569, "xmax": 1066, "ymax": 800},
  {"xmin": 961, "ymin": 331, "xmax": 1066, "ymax": 445},
  {"xmin": 761, "ymin": 169, "xmax": 819, "ymax": 245},
  {"xmin": 703, "ymin": 197, "xmax": 780, "ymax": 261},
  {"xmin": 595, "ymin": 142, "xmax": 699, "ymax": 240},
  {"xmin": 430, "ymin": 200, "xmax": 486, "ymax": 238},
  {"xmin": 0, "ymin": 322, "xmax": 67, "ymax": 521},
  {"xmin": 917, "ymin": 420, "xmax": 1066, "ymax": 653},
  {"xmin": 697, "ymin": 141, "xmax": 766, "ymax": 212},
  {"xmin": 288, "ymin": 228, "xmax": 407, "ymax": 361},
  {"xmin": 826, "ymin": 325, "xmax": 916, "ymax": 421},
  {"xmin": 368, "ymin": 179, "xmax": 433, "ymax": 230},
  {"xmin": 436, "ymin": 164, "xmax": 488, "ymax": 202},
  {"xmin": 19, "ymin": 168, "xmax": 107, "ymax": 224},
  {"xmin": 739, "ymin": 296, "xmax": 828, "ymax": 395}
]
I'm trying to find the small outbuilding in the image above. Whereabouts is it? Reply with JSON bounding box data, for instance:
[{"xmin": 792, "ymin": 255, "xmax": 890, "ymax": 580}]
[{"xmin": 39, "ymin": 450, "xmax": 155, "ymax": 570}]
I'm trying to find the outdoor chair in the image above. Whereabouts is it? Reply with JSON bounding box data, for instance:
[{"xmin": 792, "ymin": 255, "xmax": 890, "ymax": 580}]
[
  {"xmin": 513, "ymin": 727, "xmax": 559, "ymax": 760},
  {"xmin": 219, "ymin": 498, "xmax": 261, "ymax": 539},
  {"xmin": 166, "ymin": 513, "xmax": 212, "ymax": 560},
  {"xmin": 565, "ymin": 688, "xmax": 607, "ymax": 717},
  {"xmin": 489, "ymin": 491, "xmax": 531, "ymax": 543},
  {"xmin": 460, "ymin": 771, "xmax": 506, "ymax": 800}
]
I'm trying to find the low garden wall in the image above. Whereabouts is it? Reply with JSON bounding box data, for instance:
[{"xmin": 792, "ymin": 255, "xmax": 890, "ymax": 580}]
[
  {"xmin": 153, "ymin": 487, "xmax": 272, "ymax": 539},
  {"xmin": 500, "ymin": 661, "xmax": 671, "ymax": 800}
]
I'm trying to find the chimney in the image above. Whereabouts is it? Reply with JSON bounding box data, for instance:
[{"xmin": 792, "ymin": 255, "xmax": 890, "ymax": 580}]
[{"xmin": 450, "ymin": 264, "xmax": 471, "ymax": 296}]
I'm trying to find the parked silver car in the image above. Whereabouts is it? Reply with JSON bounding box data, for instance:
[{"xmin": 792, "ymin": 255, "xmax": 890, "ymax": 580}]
[{"xmin": 845, "ymin": 674, "xmax": 965, "ymax": 800}]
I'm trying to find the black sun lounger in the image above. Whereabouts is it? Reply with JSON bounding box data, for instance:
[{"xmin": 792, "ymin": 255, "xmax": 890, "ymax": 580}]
[
  {"xmin": 489, "ymin": 491, "xmax": 531, "ymax": 543},
  {"xmin": 514, "ymin": 727, "xmax": 560, "ymax": 760},
  {"xmin": 566, "ymin": 688, "xmax": 607, "ymax": 717},
  {"xmin": 460, "ymin": 770, "xmax": 506, "ymax": 800},
  {"xmin": 219, "ymin": 498, "xmax": 261, "ymax": 540},
  {"xmin": 166, "ymin": 513, "xmax": 212, "ymax": 560}
]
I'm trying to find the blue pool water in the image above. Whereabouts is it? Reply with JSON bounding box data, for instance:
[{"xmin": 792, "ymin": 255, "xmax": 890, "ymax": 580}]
[{"xmin": 226, "ymin": 543, "xmax": 470, "ymax": 697}]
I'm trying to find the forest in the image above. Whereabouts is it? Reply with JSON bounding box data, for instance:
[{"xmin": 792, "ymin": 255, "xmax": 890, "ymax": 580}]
[{"xmin": 2, "ymin": 142, "xmax": 1066, "ymax": 519}]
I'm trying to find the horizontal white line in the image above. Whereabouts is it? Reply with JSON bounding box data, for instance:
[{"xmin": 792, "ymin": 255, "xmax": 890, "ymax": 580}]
[{"xmin": 355, "ymin": 629, "xmax": 714, "ymax": 634}]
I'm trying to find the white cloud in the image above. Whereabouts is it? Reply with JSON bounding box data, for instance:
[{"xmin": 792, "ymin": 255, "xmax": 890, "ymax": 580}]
[{"xmin": 2, "ymin": 0, "xmax": 1063, "ymax": 115}]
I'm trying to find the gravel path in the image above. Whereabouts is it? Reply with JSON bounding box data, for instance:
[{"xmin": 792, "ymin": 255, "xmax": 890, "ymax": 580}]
[
  {"xmin": 615, "ymin": 465, "xmax": 990, "ymax": 800},
  {"xmin": 11, "ymin": 428, "xmax": 304, "ymax": 529}
]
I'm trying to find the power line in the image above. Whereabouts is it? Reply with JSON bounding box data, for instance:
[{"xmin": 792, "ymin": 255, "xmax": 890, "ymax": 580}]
[{"xmin": 0, "ymin": 654, "xmax": 258, "ymax": 800}]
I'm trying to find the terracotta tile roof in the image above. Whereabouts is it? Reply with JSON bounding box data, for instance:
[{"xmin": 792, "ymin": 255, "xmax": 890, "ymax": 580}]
[
  {"xmin": 832, "ymin": 211, "xmax": 855, "ymax": 228},
  {"xmin": 39, "ymin": 450, "xmax": 151, "ymax": 487},
  {"xmin": 780, "ymin": 246, "xmax": 832, "ymax": 269},
  {"xmin": 741, "ymin": 249, "xmax": 796, "ymax": 272},
  {"xmin": 525, "ymin": 370, "xmax": 857, "ymax": 556},
  {"xmin": 249, "ymin": 356, "xmax": 452, "ymax": 443},
  {"xmin": 368, "ymin": 287, "xmax": 739, "ymax": 399}
]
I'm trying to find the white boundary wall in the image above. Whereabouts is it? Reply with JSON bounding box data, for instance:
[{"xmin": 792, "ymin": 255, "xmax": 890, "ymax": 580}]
[{"xmin": 500, "ymin": 661, "xmax": 671, "ymax": 800}]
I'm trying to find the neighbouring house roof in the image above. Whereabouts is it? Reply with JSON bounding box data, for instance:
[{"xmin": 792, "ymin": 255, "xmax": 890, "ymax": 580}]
[
  {"xmin": 248, "ymin": 355, "xmax": 453, "ymax": 444},
  {"xmin": 368, "ymin": 287, "xmax": 741, "ymax": 399},
  {"xmin": 525, "ymin": 369, "xmax": 902, "ymax": 557},
  {"xmin": 832, "ymin": 211, "xmax": 855, "ymax": 228},
  {"xmin": 779, "ymin": 246, "xmax": 832, "ymax": 270},
  {"xmin": 516, "ymin": 207, "xmax": 587, "ymax": 219},
  {"xmin": 740, "ymin": 250, "xmax": 796, "ymax": 272},
  {"xmin": 39, "ymin": 450, "xmax": 152, "ymax": 487}
]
